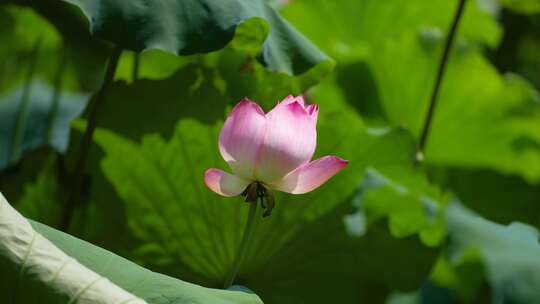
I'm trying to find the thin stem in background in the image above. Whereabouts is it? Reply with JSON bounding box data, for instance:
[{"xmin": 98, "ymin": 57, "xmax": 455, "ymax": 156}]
[
  {"xmin": 416, "ymin": 0, "xmax": 467, "ymax": 163},
  {"xmin": 59, "ymin": 48, "xmax": 122, "ymax": 232},
  {"xmin": 46, "ymin": 41, "xmax": 68, "ymax": 143},
  {"xmin": 132, "ymin": 52, "xmax": 140, "ymax": 82},
  {"xmin": 9, "ymin": 37, "xmax": 43, "ymax": 164},
  {"xmin": 224, "ymin": 200, "xmax": 258, "ymax": 289}
]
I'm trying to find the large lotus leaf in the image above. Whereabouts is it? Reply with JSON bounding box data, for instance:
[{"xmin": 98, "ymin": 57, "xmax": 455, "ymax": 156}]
[
  {"xmin": 0, "ymin": 193, "xmax": 148, "ymax": 304},
  {"xmin": 0, "ymin": 193, "xmax": 262, "ymax": 303},
  {"xmin": 32, "ymin": 222, "xmax": 263, "ymax": 304},
  {"xmin": 1, "ymin": 192, "xmax": 261, "ymax": 304},
  {"xmin": 28, "ymin": 0, "xmax": 331, "ymax": 76}
]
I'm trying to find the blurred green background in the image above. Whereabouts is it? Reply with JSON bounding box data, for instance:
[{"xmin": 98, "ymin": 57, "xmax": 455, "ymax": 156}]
[{"xmin": 1, "ymin": 0, "xmax": 540, "ymax": 303}]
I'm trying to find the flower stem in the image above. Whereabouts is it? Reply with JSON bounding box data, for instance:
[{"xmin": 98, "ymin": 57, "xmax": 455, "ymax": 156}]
[
  {"xmin": 224, "ymin": 200, "xmax": 258, "ymax": 288},
  {"xmin": 416, "ymin": 0, "xmax": 467, "ymax": 163}
]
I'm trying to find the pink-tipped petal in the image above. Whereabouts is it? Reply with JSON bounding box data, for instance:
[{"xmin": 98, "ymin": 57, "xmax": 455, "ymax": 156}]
[
  {"xmin": 305, "ymin": 104, "xmax": 319, "ymax": 120},
  {"xmin": 271, "ymin": 156, "xmax": 348, "ymax": 194},
  {"xmin": 254, "ymin": 101, "xmax": 318, "ymax": 183},
  {"xmin": 219, "ymin": 99, "xmax": 267, "ymax": 179},
  {"xmin": 204, "ymin": 169, "xmax": 251, "ymax": 197},
  {"xmin": 282, "ymin": 95, "xmax": 305, "ymax": 107}
]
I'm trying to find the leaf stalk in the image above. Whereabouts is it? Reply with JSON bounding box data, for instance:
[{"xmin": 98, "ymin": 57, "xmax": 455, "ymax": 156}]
[
  {"xmin": 416, "ymin": 0, "xmax": 467, "ymax": 163},
  {"xmin": 59, "ymin": 47, "xmax": 121, "ymax": 232}
]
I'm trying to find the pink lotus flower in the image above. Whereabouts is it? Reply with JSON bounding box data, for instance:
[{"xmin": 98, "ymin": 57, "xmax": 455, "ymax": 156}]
[{"xmin": 204, "ymin": 95, "xmax": 348, "ymax": 199}]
